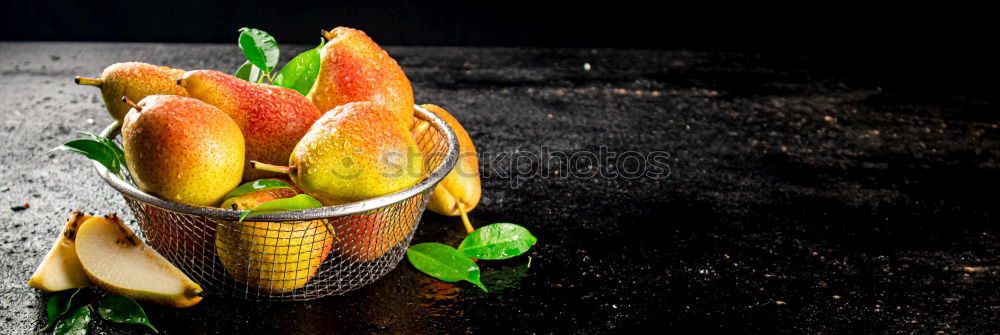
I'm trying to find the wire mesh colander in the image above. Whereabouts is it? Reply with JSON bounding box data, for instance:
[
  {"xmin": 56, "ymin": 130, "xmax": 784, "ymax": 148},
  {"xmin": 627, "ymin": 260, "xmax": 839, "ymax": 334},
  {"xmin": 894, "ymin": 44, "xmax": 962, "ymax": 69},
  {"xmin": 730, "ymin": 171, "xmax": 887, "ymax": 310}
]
[{"xmin": 93, "ymin": 105, "xmax": 459, "ymax": 301}]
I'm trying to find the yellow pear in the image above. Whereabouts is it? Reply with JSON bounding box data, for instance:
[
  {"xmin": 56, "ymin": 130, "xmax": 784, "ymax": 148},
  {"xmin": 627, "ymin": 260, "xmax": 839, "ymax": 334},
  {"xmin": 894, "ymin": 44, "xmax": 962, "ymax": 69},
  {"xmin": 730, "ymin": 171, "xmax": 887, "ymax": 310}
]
[
  {"xmin": 27, "ymin": 211, "xmax": 94, "ymax": 292},
  {"xmin": 414, "ymin": 105, "xmax": 481, "ymax": 216},
  {"xmin": 252, "ymin": 102, "xmax": 424, "ymax": 205},
  {"xmin": 75, "ymin": 62, "xmax": 188, "ymax": 121},
  {"xmin": 75, "ymin": 214, "xmax": 203, "ymax": 308},
  {"xmin": 215, "ymin": 183, "xmax": 334, "ymax": 293}
]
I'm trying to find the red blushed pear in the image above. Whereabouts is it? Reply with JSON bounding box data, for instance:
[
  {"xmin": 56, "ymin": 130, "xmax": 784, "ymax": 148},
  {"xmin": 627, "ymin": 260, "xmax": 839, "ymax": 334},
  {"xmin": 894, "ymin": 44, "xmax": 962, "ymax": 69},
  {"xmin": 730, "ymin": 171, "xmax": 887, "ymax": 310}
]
[
  {"xmin": 121, "ymin": 95, "xmax": 245, "ymax": 207},
  {"xmin": 308, "ymin": 27, "xmax": 415, "ymax": 127},
  {"xmin": 178, "ymin": 70, "xmax": 322, "ymax": 181},
  {"xmin": 251, "ymin": 102, "xmax": 424, "ymax": 206}
]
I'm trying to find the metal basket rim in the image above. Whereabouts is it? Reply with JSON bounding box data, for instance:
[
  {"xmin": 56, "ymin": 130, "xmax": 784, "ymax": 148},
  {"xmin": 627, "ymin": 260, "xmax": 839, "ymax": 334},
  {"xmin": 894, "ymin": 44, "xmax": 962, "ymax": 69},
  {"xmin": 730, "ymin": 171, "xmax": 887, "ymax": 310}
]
[{"xmin": 94, "ymin": 104, "xmax": 460, "ymax": 221}]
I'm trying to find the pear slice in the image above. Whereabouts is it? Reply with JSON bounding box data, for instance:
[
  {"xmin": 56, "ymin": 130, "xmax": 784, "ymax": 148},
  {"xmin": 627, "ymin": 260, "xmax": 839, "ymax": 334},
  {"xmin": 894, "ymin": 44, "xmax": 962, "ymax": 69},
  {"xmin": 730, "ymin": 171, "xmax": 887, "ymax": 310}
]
[
  {"xmin": 75, "ymin": 214, "xmax": 203, "ymax": 308},
  {"xmin": 27, "ymin": 211, "xmax": 95, "ymax": 292}
]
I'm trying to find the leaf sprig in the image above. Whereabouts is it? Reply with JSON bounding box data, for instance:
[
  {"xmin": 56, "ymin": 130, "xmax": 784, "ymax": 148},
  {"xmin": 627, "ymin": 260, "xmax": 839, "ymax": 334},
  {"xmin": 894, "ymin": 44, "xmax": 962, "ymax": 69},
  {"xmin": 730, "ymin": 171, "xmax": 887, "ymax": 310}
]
[
  {"xmin": 234, "ymin": 28, "xmax": 325, "ymax": 95},
  {"xmin": 52, "ymin": 132, "xmax": 126, "ymax": 176},
  {"xmin": 43, "ymin": 290, "xmax": 158, "ymax": 334},
  {"xmin": 407, "ymin": 223, "xmax": 537, "ymax": 292}
]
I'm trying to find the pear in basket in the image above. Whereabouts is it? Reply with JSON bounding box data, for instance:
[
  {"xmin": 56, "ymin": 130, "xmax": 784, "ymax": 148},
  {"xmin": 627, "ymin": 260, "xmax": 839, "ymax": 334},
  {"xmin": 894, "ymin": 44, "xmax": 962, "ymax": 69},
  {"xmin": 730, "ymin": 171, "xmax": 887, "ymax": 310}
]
[
  {"xmin": 178, "ymin": 70, "xmax": 322, "ymax": 181},
  {"xmin": 121, "ymin": 95, "xmax": 244, "ymax": 207},
  {"xmin": 75, "ymin": 62, "xmax": 188, "ymax": 122},
  {"xmin": 251, "ymin": 101, "xmax": 424, "ymax": 205},
  {"xmin": 330, "ymin": 199, "xmax": 420, "ymax": 262},
  {"xmin": 215, "ymin": 179, "xmax": 334, "ymax": 293},
  {"xmin": 308, "ymin": 27, "xmax": 415, "ymax": 127}
]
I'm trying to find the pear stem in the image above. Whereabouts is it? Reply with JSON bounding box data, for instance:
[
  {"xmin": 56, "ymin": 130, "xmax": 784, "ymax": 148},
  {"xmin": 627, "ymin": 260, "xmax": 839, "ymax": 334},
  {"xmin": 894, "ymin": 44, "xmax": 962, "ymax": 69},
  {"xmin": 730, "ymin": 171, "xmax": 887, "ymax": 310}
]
[
  {"xmin": 75, "ymin": 76, "xmax": 102, "ymax": 87},
  {"xmin": 121, "ymin": 97, "xmax": 141, "ymax": 111},
  {"xmin": 321, "ymin": 30, "xmax": 334, "ymax": 41},
  {"xmin": 457, "ymin": 203, "xmax": 474, "ymax": 234},
  {"xmin": 250, "ymin": 161, "xmax": 296, "ymax": 174}
]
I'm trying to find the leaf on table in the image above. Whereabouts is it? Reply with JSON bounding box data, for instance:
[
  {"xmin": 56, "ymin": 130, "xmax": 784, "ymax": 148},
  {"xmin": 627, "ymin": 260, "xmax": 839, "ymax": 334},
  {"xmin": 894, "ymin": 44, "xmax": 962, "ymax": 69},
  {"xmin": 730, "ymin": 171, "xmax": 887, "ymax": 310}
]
[
  {"xmin": 458, "ymin": 223, "xmax": 537, "ymax": 260},
  {"xmin": 407, "ymin": 242, "xmax": 487, "ymax": 292},
  {"xmin": 238, "ymin": 27, "xmax": 279, "ymax": 73},
  {"xmin": 43, "ymin": 288, "xmax": 81, "ymax": 331},
  {"xmin": 274, "ymin": 38, "xmax": 325, "ymax": 95},
  {"xmin": 224, "ymin": 179, "xmax": 292, "ymax": 200},
  {"xmin": 53, "ymin": 306, "xmax": 91, "ymax": 335},
  {"xmin": 239, "ymin": 194, "xmax": 323, "ymax": 221},
  {"xmin": 97, "ymin": 295, "xmax": 158, "ymax": 333},
  {"xmin": 235, "ymin": 60, "xmax": 264, "ymax": 83}
]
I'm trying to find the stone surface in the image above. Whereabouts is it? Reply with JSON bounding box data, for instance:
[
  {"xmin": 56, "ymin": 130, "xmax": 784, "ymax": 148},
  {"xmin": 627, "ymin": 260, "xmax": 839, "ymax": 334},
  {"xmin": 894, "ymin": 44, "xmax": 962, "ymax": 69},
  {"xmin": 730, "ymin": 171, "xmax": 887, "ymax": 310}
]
[{"xmin": 0, "ymin": 42, "xmax": 998, "ymax": 333}]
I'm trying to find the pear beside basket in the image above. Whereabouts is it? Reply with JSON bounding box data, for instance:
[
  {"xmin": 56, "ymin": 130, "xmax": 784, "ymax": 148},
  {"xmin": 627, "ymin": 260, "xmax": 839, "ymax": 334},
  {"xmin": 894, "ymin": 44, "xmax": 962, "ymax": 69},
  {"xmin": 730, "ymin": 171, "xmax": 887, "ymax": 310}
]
[{"xmin": 93, "ymin": 105, "xmax": 459, "ymax": 301}]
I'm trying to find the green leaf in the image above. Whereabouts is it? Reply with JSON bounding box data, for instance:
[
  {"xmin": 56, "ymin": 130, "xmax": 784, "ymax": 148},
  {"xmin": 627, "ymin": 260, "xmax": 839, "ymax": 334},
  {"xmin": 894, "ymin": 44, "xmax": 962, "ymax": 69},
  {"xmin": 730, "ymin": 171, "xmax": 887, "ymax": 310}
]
[
  {"xmin": 97, "ymin": 295, "xmax": 158, "ymax": 333},
  {"xmin": 274, "ymin": 38, "xmax": 325, "ymax": 95},
  {"xmin": 235, "ymin": 60, "xmax": 264, "ymax": 83},
  {"xmin": 240, "ymin": 194, "xmax": 322, "ymax": 221},
  {"xmin": 458, "ymin": 223, "xmax": 537, "ymax": 260},
  {"xmin": 238, "ymin": 27, "xmax": 279, "ymax": 73},
  {"xmin": 407, "ymin": 243, "xmax": 487, "ymax": 292},
  {"xmin": 224, "ymin": 179, "xmax": 292, "ymax": 200},
  {"xmin": 43, "ymin": 288, "xmax": 81, "ymax": 331},
  {"xmin": 77, "ymin": 132, "xmax": 125, "ymax": 169},
  {"xmin": 51, "ymin": 138, "xmax": 122, "ymax": 173},
  {"xmin": 53, "ymin": 306, "xmax": 91, "ymax": 335}
]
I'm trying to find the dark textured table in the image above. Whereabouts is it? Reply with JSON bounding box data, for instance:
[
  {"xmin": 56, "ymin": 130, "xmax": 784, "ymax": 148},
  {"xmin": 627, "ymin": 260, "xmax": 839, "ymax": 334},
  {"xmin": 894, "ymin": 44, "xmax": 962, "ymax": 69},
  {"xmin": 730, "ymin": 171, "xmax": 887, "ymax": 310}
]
[{"xmin": 1, "ymin": 42, "xmax": 998, "ymax": 333}]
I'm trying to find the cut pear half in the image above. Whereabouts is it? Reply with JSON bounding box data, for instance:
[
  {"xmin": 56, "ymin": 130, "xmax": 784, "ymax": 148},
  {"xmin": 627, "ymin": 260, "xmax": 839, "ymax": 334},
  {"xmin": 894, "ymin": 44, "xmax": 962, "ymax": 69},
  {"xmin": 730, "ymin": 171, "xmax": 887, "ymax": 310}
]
[
  {"xmin": 76, "ymin": 214, "xmax": 203, "ymax": 308},
  {"xmin": 27, "ymin": 211, "xmax": 95, "ymax": 292}
]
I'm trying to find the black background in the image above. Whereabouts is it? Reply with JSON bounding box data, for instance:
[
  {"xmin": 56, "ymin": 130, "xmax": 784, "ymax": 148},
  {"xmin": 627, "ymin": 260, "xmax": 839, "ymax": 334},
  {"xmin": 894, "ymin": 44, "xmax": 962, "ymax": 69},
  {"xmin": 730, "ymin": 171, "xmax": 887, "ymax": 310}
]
[
  {"xmin": 3, "ymin": 2, "xmax": 991, "ymax": 52},
  {"xmin": 6, "ymin": 1, "xmax": 996, "ymax": 95}
]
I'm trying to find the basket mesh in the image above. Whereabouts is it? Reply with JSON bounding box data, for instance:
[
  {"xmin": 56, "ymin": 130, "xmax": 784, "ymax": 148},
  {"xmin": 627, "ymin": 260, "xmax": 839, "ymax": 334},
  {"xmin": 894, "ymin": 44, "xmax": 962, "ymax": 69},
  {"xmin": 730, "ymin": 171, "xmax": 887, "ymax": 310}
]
[{"xmin": 113, "ymin": 117, "xmax": 449, "ymax": 301}]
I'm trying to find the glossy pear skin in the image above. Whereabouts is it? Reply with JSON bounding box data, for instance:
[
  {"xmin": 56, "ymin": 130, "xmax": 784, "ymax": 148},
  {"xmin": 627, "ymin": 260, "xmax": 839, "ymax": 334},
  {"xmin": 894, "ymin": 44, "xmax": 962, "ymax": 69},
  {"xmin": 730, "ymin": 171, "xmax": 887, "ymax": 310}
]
[
  {"xmin": 76, "ymin": 62, "xmax": 188, "ymax": 121},
  {"xmin": 308, "ymin": 27, "xmax": 414, "ymax": 126},
  {"xmin": 418, "ymin": 104, "xmax": 482, "ymax": 216},
  {"xmin": 216, "ymin": 184, "xmax": 334, "ymax": 293},
  {"xmin": 332, "ymin": 200, "xmax": 419, "ymax": 262},
  {"xmin": 180, "ymin": 70, "xmax": 322, "ymax": 181},
  {"xmin": 288, "ymin": 102, "xmax": 424, "ymax": 205},
  {"xmin": 122, "ymin": 95, "xmax": 245, "ymax": 207}
]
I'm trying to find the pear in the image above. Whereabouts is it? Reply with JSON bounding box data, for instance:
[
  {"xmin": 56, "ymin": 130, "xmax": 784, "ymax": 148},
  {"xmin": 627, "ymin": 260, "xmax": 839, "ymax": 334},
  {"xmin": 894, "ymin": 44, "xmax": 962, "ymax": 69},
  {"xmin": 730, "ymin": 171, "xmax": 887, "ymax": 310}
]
[
  {"xmin": 332, "ymin": 200, "xmax": 419, "ymax": 262},
  {"xmin": 75, "ymin": 62, "xmax": 188, "ymax": 121},
  {"xmin": 252, "ymin": 102, "xmax": 424, "ymax": 205},
  {"xmin": 178, "ymin": 70, "xmax": 322, "ymax": 181},
  {"xmin": 308, "ymin": 27, "xmax": 415, "ymax": 127},
  {"xmin": 27, "ymin": 211, "xmax": 94, "ymax": 292},
  {"xmin": 75, "ymin": 214, "xmax": 203, "ymax": 308},
  {"xmin": 216, "ymin": 182, "xmax": 334, "ymax": 293},
  {"xmin": 414, "ymin": 105, "xmax": 482, "ymax": 232},
  {"xmin": 121, "ymin": 95, "xmax": 245, "ymax": 207}
]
